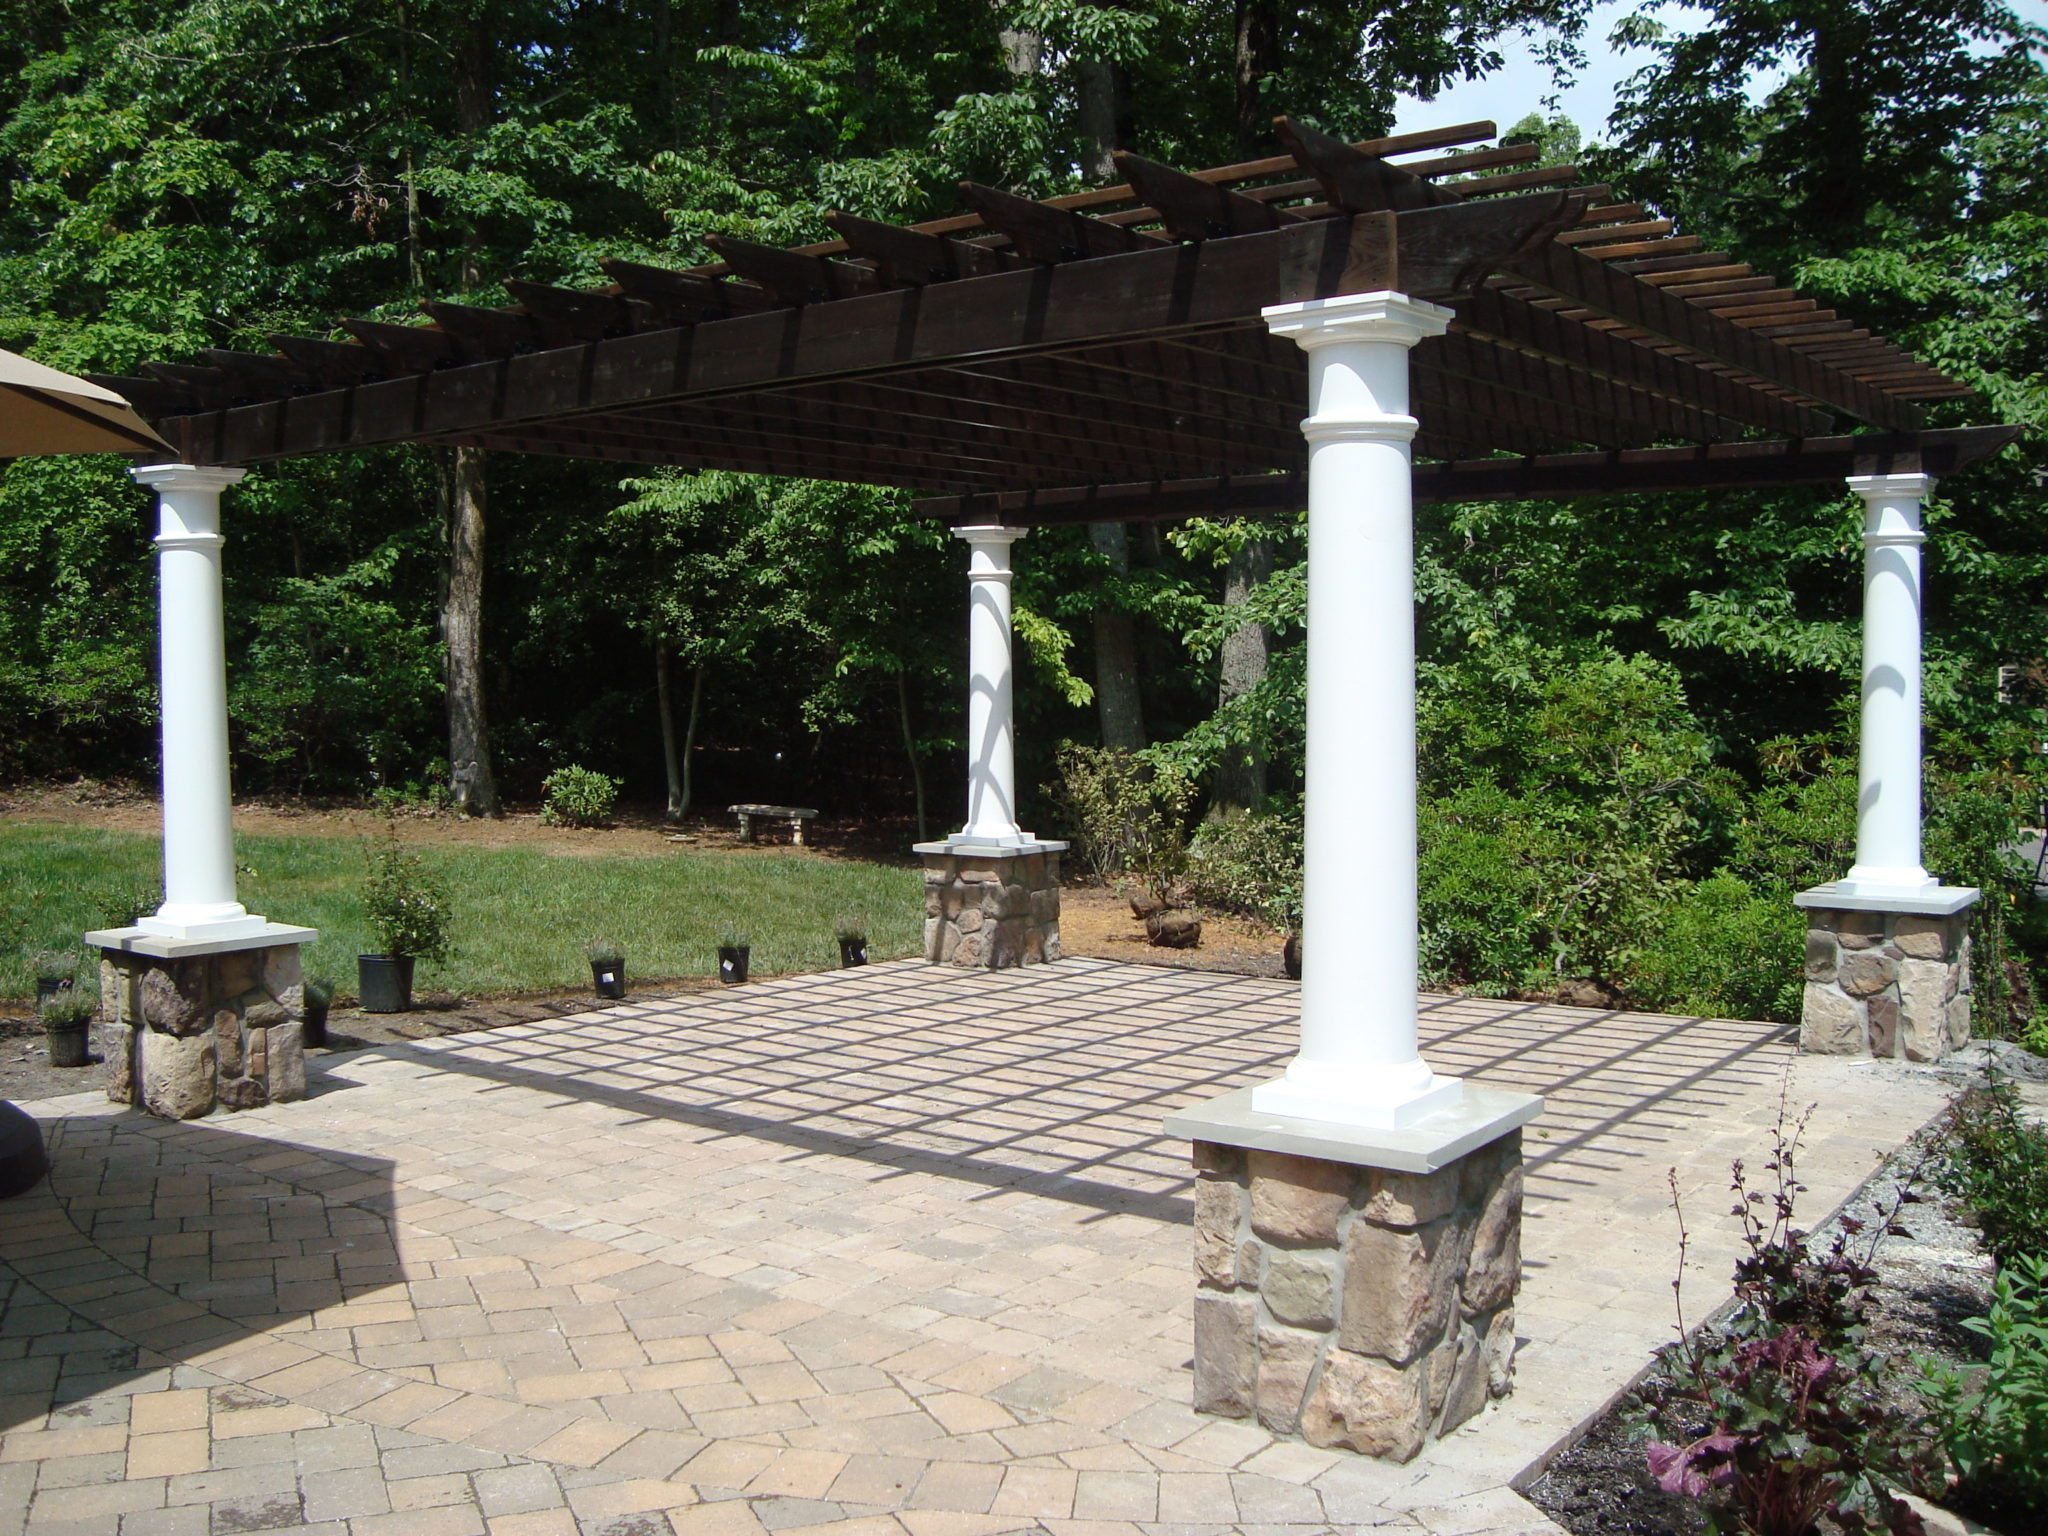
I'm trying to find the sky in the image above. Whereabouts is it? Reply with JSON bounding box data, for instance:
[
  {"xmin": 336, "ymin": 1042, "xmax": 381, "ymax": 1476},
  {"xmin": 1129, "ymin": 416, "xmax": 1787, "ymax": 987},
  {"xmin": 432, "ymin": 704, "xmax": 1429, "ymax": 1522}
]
[{"xmin": 1389, "ymin": 0, "xmax": 2048, "ymax": 146}]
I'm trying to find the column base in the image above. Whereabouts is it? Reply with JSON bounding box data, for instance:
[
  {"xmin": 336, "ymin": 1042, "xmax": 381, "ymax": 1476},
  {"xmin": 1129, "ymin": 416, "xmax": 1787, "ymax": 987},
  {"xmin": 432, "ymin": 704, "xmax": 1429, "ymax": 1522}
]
[
  {"xmin": 1793, "ymin": 885, "xmax": 1979, "ymax": 1061},
  {"xmin": 86, "ymin": 924, "xmax": 316, "ymax": 1118},
  {"xmin": 136, "ymin": 907, "xmax": 275, "ymax": 943},
  {"xmin": 1166, "ymin": 1087, "xmax": 1540, "ymax": 1462},
  {"xmin": 1250, "ymin": 1060, "xmax": 1464, "ymax": 1130},
  {"xmin": 914, "ymin": 841, "xmax": 1067, "ymax": 968}
]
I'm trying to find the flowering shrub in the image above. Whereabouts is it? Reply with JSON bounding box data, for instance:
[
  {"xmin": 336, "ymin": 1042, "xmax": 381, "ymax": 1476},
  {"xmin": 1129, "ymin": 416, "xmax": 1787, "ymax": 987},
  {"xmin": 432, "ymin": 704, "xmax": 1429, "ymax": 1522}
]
[
  {"xmin": 362, "ymin": 829, "xmax": 452, "ymax": 962},
  {"xmin": 540, "ymin": 765, "xmax": 619, "ymax": 828},
  {"xmin": 1645, "ymin": 1103, "xmax": 1938, "ymax": 1535}
]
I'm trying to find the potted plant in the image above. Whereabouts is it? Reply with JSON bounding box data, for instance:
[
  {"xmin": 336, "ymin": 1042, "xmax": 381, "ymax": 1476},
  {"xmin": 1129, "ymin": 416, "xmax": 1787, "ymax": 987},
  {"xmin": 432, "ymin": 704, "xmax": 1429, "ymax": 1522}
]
[
  {"xmin": 1282, "ymin": 932, "xmax": 1302, "ymax": 981},
  {"xmin": 39, "ymin": 990, "xmax": 96, "ymax": 1070},
  {"xmin": 29, "ymin": 949, "xmax": 75, "ymax": 1010},
  {"xmin": 358, "ymin": 828, "xmax": 451, "ymax": 1013},
  {"xmin": 835, "ymin": 917, "xmax": 868, "ymax": 969},
  {"xmin": 717, "ymin": 930, "xmax": 750, "ymax": 985},
  {"xmin": 304, "ymin": 976, "xmax": 334, "ymax": 1048},
  {"xmin": 586, "ymin": 938, "xmax": 627, "ymax": 1000}
]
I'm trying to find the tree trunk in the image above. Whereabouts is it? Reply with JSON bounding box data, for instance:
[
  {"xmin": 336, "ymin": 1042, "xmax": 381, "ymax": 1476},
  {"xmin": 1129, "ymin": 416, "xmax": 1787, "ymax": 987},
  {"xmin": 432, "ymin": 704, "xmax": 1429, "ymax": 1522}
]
[
  {"xmin": 1233, "ymin": 0, "xmax": 1280, "ymax": 157},
  {"xmin": 438, "ymin": 15, "xmax": 497, "ymax": 816},
  {"xmin": 1210, "ymin": 537, "xmax": 1274, "ymax": 818},
  {"xmin": 439, "ymin": 446, "xmax": 498, "ymax": 815},
  {"xmin": 682, "ymin": 664, "xmax": 704, "ymax": 821},
  {"xmin": 1091, "ymin": 520, "xmax": 1147, "ymax": 751},
  {"xmin": 1077, "ymin": 57, "xmax": 1118, "ymax": 182},
  {"xmin": 656, "ymin": 641, "xmax": 683, "ymax": 821},
  {"xmin": 897, "ymin": 669, "xmax": 928, "ymax": 842}
]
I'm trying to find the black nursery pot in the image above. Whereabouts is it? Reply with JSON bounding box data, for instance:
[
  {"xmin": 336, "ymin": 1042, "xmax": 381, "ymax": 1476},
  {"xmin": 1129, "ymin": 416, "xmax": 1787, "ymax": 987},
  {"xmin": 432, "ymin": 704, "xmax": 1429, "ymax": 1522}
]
[
  {"xmin": 358, "ymin": 954, "xmax": 416, "ymax": 1014},
  {"xmin": 1283, "ymin": 932, "xmax": 1302, "ymax": 981},
  {"xmin": 837, "ymin": 937, "xmax": 868, "ymax": 969},
  {"xmin": 45, "ymin": 1023, "xmax": 90, "ymax": 1070},
  {"xmin": 303, "ymin": 998, "xmax": 330, "ymax": 1049},
  {"xmin": 591, "ymin": 959, "xmax": 627, "ymax": 1000},
  {"xmin": 717, "ymin": 945, "xmax": 750, "ymax": 985}
]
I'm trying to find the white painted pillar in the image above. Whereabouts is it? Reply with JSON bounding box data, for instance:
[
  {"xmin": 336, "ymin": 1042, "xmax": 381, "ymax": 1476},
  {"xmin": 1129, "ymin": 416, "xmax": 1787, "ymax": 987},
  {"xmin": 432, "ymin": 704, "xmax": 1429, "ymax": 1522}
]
[
  {"xmin": 132, "ymin": 463, "xmax": 267, "ymax": 941},
  {"xmin": 952, "ymin": 525, "xmax": 1029, "ymax": 846},
  {"xmin": 1253, "ymin": 292, "xmax": 1461, "ymax": 1129},
  {"xmin": 1841, "ymin": 472, "xmax": 1937, "ymax": 895}
]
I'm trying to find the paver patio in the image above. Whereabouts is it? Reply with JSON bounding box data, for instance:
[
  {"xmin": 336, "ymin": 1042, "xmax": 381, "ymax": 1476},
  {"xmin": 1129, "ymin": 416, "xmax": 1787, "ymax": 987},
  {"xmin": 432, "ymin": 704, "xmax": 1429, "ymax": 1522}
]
[{"xmin": 0, "ymin": 958, "xmax": 1955, "ymax": 1536}]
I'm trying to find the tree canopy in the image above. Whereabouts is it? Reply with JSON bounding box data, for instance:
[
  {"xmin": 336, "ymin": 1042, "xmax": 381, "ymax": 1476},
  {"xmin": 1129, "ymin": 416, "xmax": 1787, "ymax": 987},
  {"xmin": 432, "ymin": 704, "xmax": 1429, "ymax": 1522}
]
[{"xmin": 0, "ymin": 0, "xmax": 2041, "ymax": 1027}]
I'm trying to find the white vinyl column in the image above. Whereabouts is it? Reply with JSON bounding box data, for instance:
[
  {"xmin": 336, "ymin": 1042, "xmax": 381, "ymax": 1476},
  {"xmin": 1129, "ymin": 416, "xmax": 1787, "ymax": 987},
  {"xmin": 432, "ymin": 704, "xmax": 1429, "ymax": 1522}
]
[
  {"xmin": 952, "ymin": 525, "xmax": 1029, "ymax": 846},
  {"xmin": 1840, "ymin": 472, "xmax": 1937, "ymax": 894},
  {"xmin": 132, "ymin": 463, "xmax": 267, "ymax": 941},
  {"xmin": 1254, "ymin": 292, "xmax": 1461, "ymax": 1129}
]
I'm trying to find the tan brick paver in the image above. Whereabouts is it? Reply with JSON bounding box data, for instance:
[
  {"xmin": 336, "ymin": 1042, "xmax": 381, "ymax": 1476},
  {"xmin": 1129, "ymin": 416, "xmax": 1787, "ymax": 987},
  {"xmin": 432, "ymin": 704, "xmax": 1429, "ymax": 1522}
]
[{"xmin": 0, "ymin": 959, "xmax": 1976, "ymax": 1535}]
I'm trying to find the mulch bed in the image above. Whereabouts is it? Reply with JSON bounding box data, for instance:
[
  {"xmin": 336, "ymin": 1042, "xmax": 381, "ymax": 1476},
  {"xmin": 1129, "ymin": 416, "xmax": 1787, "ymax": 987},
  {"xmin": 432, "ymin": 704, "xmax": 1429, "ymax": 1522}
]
[{"xmin": 1524, "ymin": 1051, "xmax": 2045, "ymax": 1535}]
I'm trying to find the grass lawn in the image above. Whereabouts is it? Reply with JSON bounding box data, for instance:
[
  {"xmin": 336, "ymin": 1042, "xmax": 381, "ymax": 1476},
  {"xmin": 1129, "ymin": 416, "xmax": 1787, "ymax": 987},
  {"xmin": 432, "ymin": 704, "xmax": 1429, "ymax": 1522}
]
[{"xmin": 0, "ymin": 822, "xmax": 923, "ymax": 1002}]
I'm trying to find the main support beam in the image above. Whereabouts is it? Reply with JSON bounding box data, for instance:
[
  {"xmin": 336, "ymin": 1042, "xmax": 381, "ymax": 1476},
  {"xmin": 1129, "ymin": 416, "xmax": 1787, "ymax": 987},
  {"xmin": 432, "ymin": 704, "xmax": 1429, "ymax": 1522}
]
[
  {"xmin": 911, "ymin": 426, "xmax": 2023, "ymax": 526},
  {"xmin": 159, "ymin": 203, "xmax": 1582, "ymax": 466}
]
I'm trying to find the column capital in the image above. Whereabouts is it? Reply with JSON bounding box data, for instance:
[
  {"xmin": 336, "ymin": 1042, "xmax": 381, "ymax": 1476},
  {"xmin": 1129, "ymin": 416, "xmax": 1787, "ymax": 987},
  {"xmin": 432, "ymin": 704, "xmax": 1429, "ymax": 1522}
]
[
  {"xmin": 1847, "ymin": 472, "xmax": 1931, "ymax": 548},
  {"xmin": 1845, "ymin": 471, "xmax": 1936, "ymax": 503},
  {"xmin": 951, "ymin": 523, "xmax": 1027, "ymax": 549},
  {"xmin": 1261, "ymin": 290, "xmax": 1453, "ymax": 351},
  {"xmin": 131, "ymin": 463, "xmax": 248, "ymax": 494}
]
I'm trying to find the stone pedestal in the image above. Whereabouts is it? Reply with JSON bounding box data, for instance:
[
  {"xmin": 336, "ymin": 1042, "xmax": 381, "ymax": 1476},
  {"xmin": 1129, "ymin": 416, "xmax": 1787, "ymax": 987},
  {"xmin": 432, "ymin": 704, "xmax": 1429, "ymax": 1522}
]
[
  {"xmin": 915, "ymin": 842, "xmax": 1065, "ymax": 969},
  {"xmin": 1795, "ymin": 886, "xmax": 1976, "ymax": 1061},
  {"xmin": 1166, "ymin": 1087, "xmax": 1538, "ymax": 1462},
  {"xmin": 86, "ymin": 926, "xmax": 314, "ymax": 1118}
]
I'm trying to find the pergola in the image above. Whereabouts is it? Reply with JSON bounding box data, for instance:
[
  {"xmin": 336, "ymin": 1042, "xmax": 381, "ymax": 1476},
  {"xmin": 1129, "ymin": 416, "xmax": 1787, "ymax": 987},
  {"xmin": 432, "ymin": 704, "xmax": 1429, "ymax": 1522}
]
[{"xmin": 89, "ymin": 114, "xmax": 2012, "ymax": 1456}]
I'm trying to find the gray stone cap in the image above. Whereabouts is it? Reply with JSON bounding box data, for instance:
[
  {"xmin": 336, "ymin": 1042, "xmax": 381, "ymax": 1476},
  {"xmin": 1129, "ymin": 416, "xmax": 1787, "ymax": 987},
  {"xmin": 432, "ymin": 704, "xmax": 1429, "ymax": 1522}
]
[
  {"xmin": 1164, "ymin": 1082, "xmax": 1542, "ymax": 1175},
  {"xmin": 1793, "ymin": 882, "xmax": 1980, "ymax": 916},
  {"xmin": 912, "ymin": 838, "xmax": 1071, "ymax": 856},
  {"xmin": 83, "ymin": 922, "xmax": 317, "ymax": 959}
]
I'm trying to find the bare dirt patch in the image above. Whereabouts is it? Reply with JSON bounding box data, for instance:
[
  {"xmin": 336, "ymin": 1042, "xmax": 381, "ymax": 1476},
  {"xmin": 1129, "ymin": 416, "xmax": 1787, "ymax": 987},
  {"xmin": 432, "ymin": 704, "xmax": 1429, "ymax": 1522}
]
[
  {"xmin": 0, "ymin": 780, "xmax": 918, "ymax": 864},
  {"xmin": 1057, "ymin": 882, "xmax": 1289, "ymax": 978}
]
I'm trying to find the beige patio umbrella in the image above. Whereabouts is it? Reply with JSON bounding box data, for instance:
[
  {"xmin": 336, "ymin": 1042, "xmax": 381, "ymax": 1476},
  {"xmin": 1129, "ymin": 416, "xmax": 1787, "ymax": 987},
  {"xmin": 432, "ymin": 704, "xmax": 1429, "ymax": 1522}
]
[{"xmin": 0, "ymin": 346, "xmax": 171, "ymax": 458}]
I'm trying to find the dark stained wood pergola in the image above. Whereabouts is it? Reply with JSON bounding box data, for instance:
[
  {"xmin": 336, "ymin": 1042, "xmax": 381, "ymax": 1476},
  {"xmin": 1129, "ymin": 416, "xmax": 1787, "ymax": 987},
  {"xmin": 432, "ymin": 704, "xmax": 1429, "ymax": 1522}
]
[{"xmin": 95, "ymin": 116, "xmax": 2016, "ymax": 513}]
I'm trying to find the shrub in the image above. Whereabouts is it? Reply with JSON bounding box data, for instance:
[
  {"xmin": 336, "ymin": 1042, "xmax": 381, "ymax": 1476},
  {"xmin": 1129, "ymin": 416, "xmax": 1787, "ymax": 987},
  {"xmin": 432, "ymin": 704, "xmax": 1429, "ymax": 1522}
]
[
  {"xmin": 1623, "ymin": 872, "xmax": 1805, "ymax": 1023},
  {"xmin": 1929, "ymin": 1071, "xmax": 2048, "ymax": 1269},
  {"xmin": 361, "ymin": 829, "xmax": 452, "ymax": 963},
  {"xmin": 1047, "ymin": 744, "xmax": 1195, "ymax": 898},
  {"xmin": 1186, "ymin": 804, "xmax": 1302, "ymax": 930},
  {"xmin": 1918, "ymin": 1253, "xmax": 2048, "ymax": 1519},
  {"xmin": 1418, "ymin": 784, "xmax": 1548, "ymax": 995},
  {"xmin": 540, "ymin": 765, "xmax": 619, "ymax": 828},
  {"xmin": 37, "ymin": 989, "xmax": 97, "ymax": 1028},
  {"xmin": 1645, "ymin": 1103, "xmax": 1940, "ymax": 1535},
  {"xmin": 27, "ymin": 946, "xmax": 75, "ymax": 982},
  {"xmin": 584, "ymin": 936, "xmax": 624, "ymax": 966}
]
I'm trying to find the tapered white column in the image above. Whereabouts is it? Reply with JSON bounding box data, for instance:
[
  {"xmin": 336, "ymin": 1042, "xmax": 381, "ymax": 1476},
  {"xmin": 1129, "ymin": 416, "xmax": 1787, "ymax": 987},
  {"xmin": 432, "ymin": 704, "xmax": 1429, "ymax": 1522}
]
[
  {"xmin": 1250, "ymin": 292, "xmax": 1462, "ymax": 1128},
  {"xmin": 952, "ymin": 525, "xmax": 1029, "ymax": 846},
  {"xmin": 132, "ymin": 464, "xmax": 268, "ymax": 941},
  {"xmin": 1840, "ymin": 473, "xmax": 1936, "ymax": 894}
]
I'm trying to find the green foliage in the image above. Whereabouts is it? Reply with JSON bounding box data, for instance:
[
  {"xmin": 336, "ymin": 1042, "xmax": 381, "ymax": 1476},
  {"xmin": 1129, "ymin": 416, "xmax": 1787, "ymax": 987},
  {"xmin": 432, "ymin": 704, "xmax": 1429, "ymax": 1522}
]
[
  {"xmin": 361, "ymin": 827, "xmax": 453, "ymax": 963},
  {"xmin": 37, "ymin": 989, "xmax": 97, "ymax": 1029},
  {"xmin": 1186, "ymin": 804, "xmax": 1303, "ymax": 931},
  {"xmin": 1918, "ymin": 1253, "xmax": 2048, "ymax": 1515},
  {"xmin": 304, "ymin": 975, "xmax": 335, "ymax": 1009},
  {"xmin": 539, "ymin": 766, "xmax": 620, "ymax": 829},
  {"xmin": 1624, "ymin": 873, "xmax": 1806, "ymax": 1024},
  {"xmin": 583, "ymin": 936, "xmax": 624, "ymax": 966},
  {"xmin": 1929, "ymin": 1072, "xmax": 2048, "ymax": 1270},
  {"xmin": 1048, "ymin": 744, "xmax": 1194, "ymax": 898},
  {"xmin": 1647, "ymin": 1106, "xmax": 1941, "ymax": 1535}
]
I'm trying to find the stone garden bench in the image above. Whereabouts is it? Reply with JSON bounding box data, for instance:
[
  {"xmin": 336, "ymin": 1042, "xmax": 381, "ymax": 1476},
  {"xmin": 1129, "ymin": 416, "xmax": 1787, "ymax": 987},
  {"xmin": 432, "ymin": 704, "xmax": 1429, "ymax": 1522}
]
[{"xmin": 729, "ymin": 803, "xmax": 818, "ymax": 846}]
